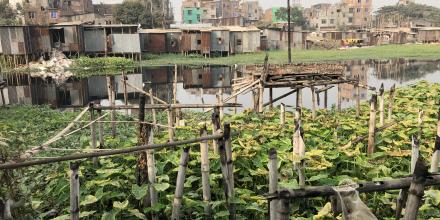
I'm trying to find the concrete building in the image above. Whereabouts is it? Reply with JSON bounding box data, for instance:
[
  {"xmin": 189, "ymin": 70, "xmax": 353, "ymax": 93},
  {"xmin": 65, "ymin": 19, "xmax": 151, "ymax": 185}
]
[
  {"xmin": 304, "ymin": 0, "xmax": 372, "ymax": 31},
  {"xmin": 398, "ymin": 0, "xmax": 415, "ymax": 5},
  {"xmin": 241, "ymin": 1, "xmax": 263, "ymax": 23}
]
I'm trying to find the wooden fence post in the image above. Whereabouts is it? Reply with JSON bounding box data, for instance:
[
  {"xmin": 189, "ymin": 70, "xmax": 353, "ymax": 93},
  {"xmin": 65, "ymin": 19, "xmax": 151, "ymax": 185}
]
[
  {"xmin": 122, "ymin": 70, "xmax": 128, "ymax": 116},
  {"xmin": 89, "ymin": 103, "xmax": 98, "ymax": 166},
  {"xmin": 293, "ymin": 107, "xmax": 306, "ymax": 188},
  {"xmin": 379, "ymin": 83, "xmax": 385, "ymax": 127},
  {"xmin": 367, "ymin": 94, "xmax": 377, "ymax": 155},
  {"xmin": 277, "ymin": 191, "xmax": 291, "ymax": 220},
  {"xmin": 146, "ymin": 126, "xmax": 158, "ymax": 220},
  {"xmin": 109, "ymin": 76, "xmax": 116, "ymax": 137},
  {"xmin": 404, "ymin": 157, "xmax": 428, "ymax": 220},
  {"xmin": 136, "ymin": 94, "xmax": 150, "ymax": 208},
  {"xmin": 258, "ymin": 81, "xmax": 264, "ymax": 113},
  {"xmin": 356, "ymin": 78, "xmax": 360, "ymax": 118},
  {"xmin": 269, "ymin": 88, "xmax": 274, "ymax": 109},
  {"xmin": 173, "ymin": 64, "xmax": 178, "ymax": 105},
  {"xmin": 296, "ymin": 89, "xmax": 302, "ymax": 108},
  {"xmin": 311, "ymin": 86, "xmax": 317, "ymax": 120},
  {"xmin": 280, "ymin": 103, "xmax": 286, "ymax": 126},
  {"xmin": 268, "ymin": 148, "xmax": 278, "ymax": 220},
  {"xmin": 418, "ymin": 110, "xmax": 424, "ymax": 141},
  {"xmin": 97, "ymin": 106, "xmax": 105, "ymax": 147},
  {"xmin": 167, "ymin": 108, "xmax": 174, "ymax": 142},
  {"xmin": 218, "ymin": 124, "xmax": 236, "ymax": 220},
  {"xmin": 149, "ymin": 88, "xmax": 157, "ymax": 131},
  {"xmin": 171, "ymin": 147, "xmax": 190, "ymax": 220},
  {"xmin": 396, "ymin": 136, "xmax": 420, "ymax": 219},
  {"xmin": 212, "ymin": 107, "xmax": 221, "ymax": 153},
  {"xmin": 200, "ymin": 126, "xmax": 212, "ymax": 218},
  {"xmin": 430, "ymin": 109, "xmax": 440, "ymax": 173},
  {"xmin": 324, "ymin": 90, "xmax": 328, "ymax": 109},
  {"xmin": 388, "ymin": 84, "xmax": 396, "ymax": 121},
  {"xmin": 337, "ymin": 85, "xmax": 341, "ymax": 112},
  {"xmin": 70, "ymin": 162, "xmax": 80, "ymax": 220}
]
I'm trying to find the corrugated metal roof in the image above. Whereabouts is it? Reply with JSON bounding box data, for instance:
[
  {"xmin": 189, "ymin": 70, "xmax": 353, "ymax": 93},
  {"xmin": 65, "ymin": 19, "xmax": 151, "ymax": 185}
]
[
  {"xmin": 227, "ymin": 26, "xmax": 260, "ymax": 32},
  {"xmin": 139, "ymin": 29, "xmax": 181, "ymax": 34}
]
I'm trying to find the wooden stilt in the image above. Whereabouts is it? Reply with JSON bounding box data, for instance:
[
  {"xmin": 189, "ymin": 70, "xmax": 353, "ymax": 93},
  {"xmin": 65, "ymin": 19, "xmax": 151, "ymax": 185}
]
[
  {"xmin": 293, "ymin": 108, "xmax": 305, "ymax": 188},
  {"xmin": 337, "ymin": 85, "xmax": 341, "ymax": 112},
  {"xmin": 258, "ymin": 81, "xmax": 264, "ymax": 113},
  {"xmin": 356, "ymin": 82, "xmax": 360, "ymax": 118},
  {"xmin": 324, "ymin": 90, "xmax": 328, "ymax": 109},
  {"xmin": 367, "ymin": 94, "xmax": 377, "ymax": 155},
  {"xmin": 280, "ymin": 103, "xmax": 286, "ymax": 126},
  {"xmin": 122, "ymin": 70, "xmax": 128, "ymax": 115},
  {"xmin": 97, "ymin": 106, "xmax": 104, "ymax": 147},
  {"xmin": 218, "ymin": 124, "xmax": 236, "ymax": 220},
  {"xmin": 167, "ymin": 108, "xmax": 174, "ymax": 141},
  {"xmin": 149, "ymin": 88, "xmax": 157, "ymax": 131},
  {"xmin": 70, "ymin": 162, "xmax": 80, "ymax": 220},
  {"xmin": 212, "ymin": 107, "xmax": 221, "ymax": 153},
  {"xmin": 146, "ymin": 126, "xmax": 158, "ymax": 220},
  {"xmin": 296, "ymin": 89, "xmax": 302, "ymax": 108},
  {"xmin": 269, "ymin": 88, "xmax": 273, "ymax": 109}
]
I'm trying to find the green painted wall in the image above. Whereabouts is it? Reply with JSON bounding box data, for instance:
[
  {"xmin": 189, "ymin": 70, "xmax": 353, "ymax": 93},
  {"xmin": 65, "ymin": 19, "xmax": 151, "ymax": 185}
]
[{"xmin": 183, "ymin": 7, "xmax": 202, "ymax": 24}]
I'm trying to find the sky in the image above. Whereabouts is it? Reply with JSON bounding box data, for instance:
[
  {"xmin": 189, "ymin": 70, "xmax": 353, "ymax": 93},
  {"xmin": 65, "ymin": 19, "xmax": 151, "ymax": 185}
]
[{"xmin": 92, "ymin": 0, "xmax": 440, "ymax": 22}]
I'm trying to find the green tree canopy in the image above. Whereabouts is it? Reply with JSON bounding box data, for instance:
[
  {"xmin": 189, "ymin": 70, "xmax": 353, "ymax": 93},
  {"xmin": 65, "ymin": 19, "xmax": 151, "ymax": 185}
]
[
  {"xmin": 0, "ymin": 1, "xmax": 18, "ymax": 25},
  {"xmin": 375, "ymin": 3, "xmax": 440, "ymax": 25},
  {"xmin": 114, "ymin": 1, "xmax": 172, "ymax": 28},
  {"xmin": 274, "ymin": 7, "xmax": 307, "ymax": 27}
]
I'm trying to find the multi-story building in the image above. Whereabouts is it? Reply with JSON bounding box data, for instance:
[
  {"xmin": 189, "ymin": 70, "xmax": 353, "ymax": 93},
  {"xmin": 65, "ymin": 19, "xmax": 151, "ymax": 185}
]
[
  {"xmin": 241, "ymin": 1, "xmax": 263, "ymax": 22},
  {"xmin": 398, "ymin": 0, "xmax": 414, "ymax": 5},
  {"xmin": 304, "ymin": 0, "xmax": 372, "ymax": 31},
  {"xmin": 183, "ymin": 7, "xmax": 202, "ymax": 24}
]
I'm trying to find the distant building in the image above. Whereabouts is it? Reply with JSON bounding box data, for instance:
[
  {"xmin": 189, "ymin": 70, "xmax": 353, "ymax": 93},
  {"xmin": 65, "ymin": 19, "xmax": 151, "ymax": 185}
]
[
  {"xmin": 240, "ymin": 1, "xmax": 263, "ymax": 23},
  {"xmin": 304, "ymin": 0, "xmax": 372, "ymax": 31},
  {"xmin": 397, "ymin": 0, "xmax": 415, "ymax": 5}
]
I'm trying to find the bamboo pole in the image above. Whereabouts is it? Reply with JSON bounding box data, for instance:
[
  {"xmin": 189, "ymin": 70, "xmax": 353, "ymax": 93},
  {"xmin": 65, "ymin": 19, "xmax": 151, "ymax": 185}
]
[
  {"xmin": 89, "ymin": 104, "xmax": 98, "ymax": 166},
  {"xmin": 136, "ymin": 94, "xmax": 150, "ymax": 207},
  {"xmin": 109, "ymin": 76, "xmax": 116, "ymax": 138},
  {"xmin": 258, "ymin": 81, "xmax": 264, "ymax": 113},
  {"xmin": 293, "ymin": 108, "xmax": 306, "ymax": 188},
  {"xmin": 367, "ymin": 94, "xmax": 377, "ymax": 155},
  {"xmin": 217, "ymin": 90, "xmax": 224, "ymax": 121},
  {"xmin": 277, "ymin": 191, "xmax": 291, "ymax": 220},
  {"xmin": 125, "ymin": 80, "xmax": 167, "ymax": 104},
  {"xmin": 171, "ymin": 147, "xmax": 190, "ymax": 220},
  {"xmin": 122, "ymin": 70, "xmax": 128, "ymax": 116},
  {"xmin": 70, "ymin": 162, "xmax": 80, "ymax": 220},
  {"xmin": 418, "ymin": 110, "xmax": 424, "ymax": 141},
  {"xmin": 146, "ymin": 126, "xmax": 158, "ymax": 220},
  {"xmin": 379, "ymin": 83, "xmax": 385, "ymax": 127},
  {"xmin": 280, "ymin": 103, "xmax": 286, "ymax": 126},
  {"xmin": 430, "ymin": 109, "xmax": 440, "ymax": 173},
  {"xmin": 296, "ymin": 89, "xmax": 302, "ymax": 108},
  {"xmin": 404, "ymin": 158, "xmax": 428, "ymax": 220},
  {"xmin": 167, "ymin": 108, "xmax": 174, "ymax": 141},
  {"xmin": 324, "ymin": 90, "xmax": 328, "ymax": 109},
  {"xmin": 97, "ymin": 106, "xmax": 104, "ymax": 147},
  {"xmin": 388, "ymin": 84, "xmax": 396, "ymax": 121},
  {"xmin": 173, "ymin": 64, "xmax": 177, "ymax": 105},
  {"xmin": 263, "ymin": 89, "xmax": 297, "ymax": 107},
  {"xmin": 396, "ymin": 136, "xmax": 420, "ymax": 219},
  {"xmin": 149, "ymin": 88, "xmax": 158, "ymax": 131},
  {"xmin": 0, "ymin": 87, "xmax": 5, "ymax": 106},
  {"xmin": 212, "ymin": 107, "xmax": 221, "ymax": 153},
  {"xmin": 18, "ymin": 106, "xmax": 90, "ymax": 160},
  {"xmin": 337, "ymin": 85, "xmax": 341, "ymax": 112},
  {"xmin": 269, "ymin": 148, "xmax": 278, "ymax": 220},
  {"xmin": 311, "ymin": 86, "xmax": 316, "ymax": 120},
  {"xmin": 200, "ymin": 126, "xmax": 212, "ymax": 218},
  {"xmin": 96, "ymin": 103, "xmax": 241, "ymax": 110},
  {"xmin": 269, "ymin": 88, "xmax": 273, "ymax": 109},
  {"xmin": 218, "ymin": 125, "xmax": 235, "ymax": 220},
  {"xmin": 356, "ymin": 80, "xmax": 360, "ymax": 118}
]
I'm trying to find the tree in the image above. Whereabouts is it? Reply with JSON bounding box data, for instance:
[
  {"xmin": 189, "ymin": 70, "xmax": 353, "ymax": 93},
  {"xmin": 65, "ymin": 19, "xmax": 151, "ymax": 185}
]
[
  {"xmin": 114, "ymin": 1, "xmax": 173, "ymax": 28},
  {"xmin": 0, "ymin": 1, "xmax": 18, "ymax": 25},
  {"xmin": 274, "ymin": 7, "xmax": 307, "ymax": 27},
  {"xmin": 375, "ymin": 3, "xmax": 440, "ymax": 26}
]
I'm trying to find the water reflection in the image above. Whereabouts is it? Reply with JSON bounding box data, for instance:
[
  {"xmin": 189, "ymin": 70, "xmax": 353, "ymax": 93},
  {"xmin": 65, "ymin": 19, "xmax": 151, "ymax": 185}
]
[{"xmin": 1, "ymin": 59, "xmax": 440, "ymax": 110}]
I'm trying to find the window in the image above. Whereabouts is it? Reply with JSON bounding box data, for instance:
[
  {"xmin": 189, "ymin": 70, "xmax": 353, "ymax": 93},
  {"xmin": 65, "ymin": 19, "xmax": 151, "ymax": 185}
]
[
  {"xmin": 188, "ymin": 20, "xmax": 192, "ymax": 24},
  {"xmin": 330, "ymin": 19, "xmax": 335, "ymax": 24},
  {"xmin": 50, "ymin": 11, "xmax": 58, "ymax": 19},
  {"xmin": 197, "ymin": 40, "xmax": 201, "ymax": 45},
  {"xmin": 217, "ymin": 37, "xmax": 223, "ymax": 44},
  {"xmin": 348, "ymin": 17, "xmax": 353, "ymax": 23},
  {"xmin": 321, "ymin": 19, "xmax": 326, "ymax": 24},
  {"xmin": 197, "ymin": 14, "xmax": 200, "ymax": 21},
  {"xmin": 203, "ymin": 10, "xmax": 207, "ymax": 14},
  {"xmin": 349, "ymin": 8, "xmax": 354, "ymax": 13},
  {"xmin": 365, "ymin": 8, "xmax": 369, "ymax": 12},
  {"xmin": 28, "ymin": 11, "xmax": 36, "ymax": 19},
  {"xmin": 237, "ymin": 39, "xmax": 242, "ymax": 46},
  {"xmin": 357, "ymin": 8, "xmax": 361, "ymax": 13},
  {"xmin": 358, "ymin": 0, "xmax": 361, "ymax": 3},
  {"xmin": 188, "ymin": 10, "xmax": 192, "ymax": 15}
]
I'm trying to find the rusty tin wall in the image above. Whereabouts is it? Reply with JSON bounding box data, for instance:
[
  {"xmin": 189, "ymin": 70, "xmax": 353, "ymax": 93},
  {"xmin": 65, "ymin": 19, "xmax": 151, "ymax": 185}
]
[
  {"xmin": 111, "ymin": 34, "xmax": 141, "ymax": 53},
  {"xmin": 210, "ymin": 30, "xmax": 230, "ymax": 52},
  {"xmin": 201, "ymin": 31, "xmax": 211, "ymax": 54},
  {"xmin": 166, "ymin": 32, "xmax": 181, "ymax": 53},
  {"xmin": 141, "ymin": 33, "xmax": 166, "ymax": 53},
  {"xmin": 84, "ymin": 28, "xmax": 106, "ymax": 52}
]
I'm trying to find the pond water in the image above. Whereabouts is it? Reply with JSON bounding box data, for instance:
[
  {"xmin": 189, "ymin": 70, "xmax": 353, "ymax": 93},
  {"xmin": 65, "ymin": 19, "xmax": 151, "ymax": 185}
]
[{"xmin": 1, "ymin": 59, "xmax": 440, "ymax": 112}]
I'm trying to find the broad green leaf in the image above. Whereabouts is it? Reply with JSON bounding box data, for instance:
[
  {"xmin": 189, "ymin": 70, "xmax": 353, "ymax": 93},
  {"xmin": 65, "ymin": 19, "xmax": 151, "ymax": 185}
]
[
  {"xmin": 154, "ymin": 182, "xmax": 170, "ymax": 192},
  {"xmin": 131, "ymin": 184, "xmax": 148, "ymax": 200},
  {"xmin": 128, "ymin": 209, "xmax": 147, "ymax": 220},
  {"xmin": 80, "ymin": 195, "xmax": 98, "ymax": 206},
  {"xmin": 113, "ymin": 200, "xmax": 129, "ymax": 210},
  {"xmin": 52, "ymin": 215, "xmax": 70, "ymax": 220},
  {"xmin": 80, "ymin": 211, "xmax": 96, "ymax": 218},
  {"xmin": 101, "ymin": 211, "xmax": 117, "ymax": 220}
]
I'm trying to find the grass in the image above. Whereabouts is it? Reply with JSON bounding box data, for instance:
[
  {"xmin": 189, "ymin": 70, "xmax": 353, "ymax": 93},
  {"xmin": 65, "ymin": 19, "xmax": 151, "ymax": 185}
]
[{"xmin": 141, "ymin": 44, "xmax": 440, "ymax": 66}]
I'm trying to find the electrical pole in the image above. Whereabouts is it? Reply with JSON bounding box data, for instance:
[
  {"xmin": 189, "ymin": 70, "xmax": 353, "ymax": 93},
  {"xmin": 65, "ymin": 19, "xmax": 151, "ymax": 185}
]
[{"xmin": 287, "ymin": 0, "xmax": 292, "ymax": 64}]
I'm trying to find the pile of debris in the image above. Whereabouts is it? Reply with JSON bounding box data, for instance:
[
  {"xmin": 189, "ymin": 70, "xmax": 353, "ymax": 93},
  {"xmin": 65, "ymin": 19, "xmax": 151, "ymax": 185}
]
[{"xmin": 28, "ymin": 50, "xmax": 74, "ymax": 83}]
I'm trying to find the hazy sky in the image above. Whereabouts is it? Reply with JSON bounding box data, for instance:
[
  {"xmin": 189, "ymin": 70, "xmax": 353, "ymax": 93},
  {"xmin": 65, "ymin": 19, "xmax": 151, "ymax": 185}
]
[{"xmin": 93, "ymin": 0, "xmax": 440, "ymax": 22}]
